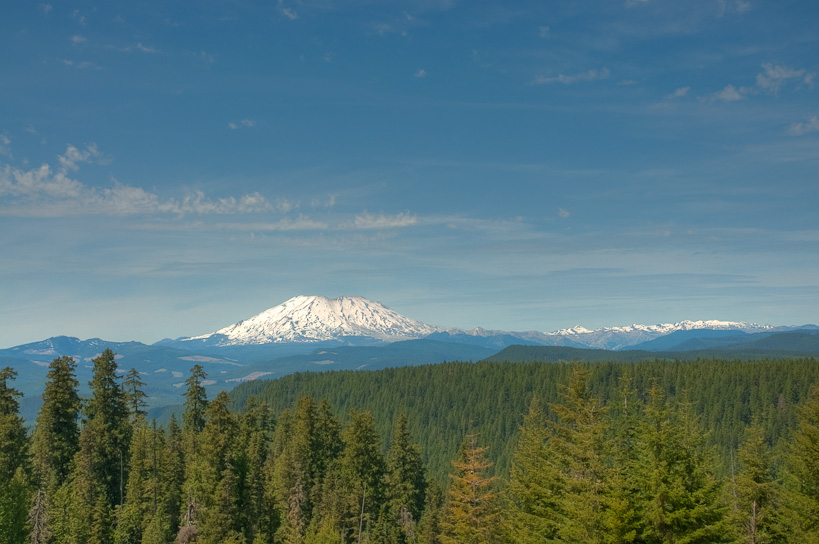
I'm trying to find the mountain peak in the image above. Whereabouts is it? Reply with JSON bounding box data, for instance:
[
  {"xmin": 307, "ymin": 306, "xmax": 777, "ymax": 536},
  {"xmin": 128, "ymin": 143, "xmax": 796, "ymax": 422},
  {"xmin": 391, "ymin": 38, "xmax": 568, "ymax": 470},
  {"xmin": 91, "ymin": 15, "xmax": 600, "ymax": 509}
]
[{"xmin": 186, "ymin": 295, "xmax": 444, "ymax": 346}]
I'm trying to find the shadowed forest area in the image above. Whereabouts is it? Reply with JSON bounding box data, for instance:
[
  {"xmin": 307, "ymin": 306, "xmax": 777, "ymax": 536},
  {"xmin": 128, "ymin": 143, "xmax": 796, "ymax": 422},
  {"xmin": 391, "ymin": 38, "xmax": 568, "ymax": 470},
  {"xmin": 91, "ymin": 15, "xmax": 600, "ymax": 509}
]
[{"xmin": 1, "ymin": 351, "xmax": 818, "ymax": 543}]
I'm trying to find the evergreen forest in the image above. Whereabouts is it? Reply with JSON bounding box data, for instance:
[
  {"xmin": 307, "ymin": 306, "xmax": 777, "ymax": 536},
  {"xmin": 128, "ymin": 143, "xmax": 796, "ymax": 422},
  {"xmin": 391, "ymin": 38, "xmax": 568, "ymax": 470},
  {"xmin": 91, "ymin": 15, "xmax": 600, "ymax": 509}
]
[{"xmin": 1, "ymin": 350, "xmax": 819, "ymax": 543}]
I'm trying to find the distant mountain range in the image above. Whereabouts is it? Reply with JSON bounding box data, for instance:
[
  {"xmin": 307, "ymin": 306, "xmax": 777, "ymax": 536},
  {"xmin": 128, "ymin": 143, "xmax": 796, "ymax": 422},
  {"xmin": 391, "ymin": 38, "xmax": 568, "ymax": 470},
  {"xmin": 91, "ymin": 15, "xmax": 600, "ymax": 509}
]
[{"xmin": 2, "ymin": 295, "xmax": 816, "ymax": 421}]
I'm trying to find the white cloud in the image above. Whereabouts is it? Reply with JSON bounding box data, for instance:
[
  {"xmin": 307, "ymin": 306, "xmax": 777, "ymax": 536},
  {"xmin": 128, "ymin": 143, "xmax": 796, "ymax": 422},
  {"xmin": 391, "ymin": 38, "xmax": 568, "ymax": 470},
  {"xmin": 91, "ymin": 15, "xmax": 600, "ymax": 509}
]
[
  {"xmin": 538, "ymin": 26, "xmax": 550, "ymax": 38},
  {"xmin": 756, "ymin": 63, "xmax": 814, "ymax": 95},
  {"xmin": 0, "ymin": 145, "xmax": 274, "ymax": 217},
  {"xmin": 280, "ymin": 8, "xmax": 298, "ymax": 20},
  {"xmin": 351, "ymin": 211, "xmax": 417, "ymax": 229},
  {"xmin": 229, "ymin": 119, "xmax": 255, "ymax": 130},
  {"xmin": 39, "ymin": 4, "xmax": 52, "ymax": 16},
  {"xmin": 0, "ymin": 135, "xmax": 11, "ymax": 158},
  {"xmin": 712, "ymin": 84, "xmax": 744, "ymax": 102},
  {"xmin": 414, "ymin": 69, "xmax": 427, "ymax": 78},
  {"xmin": 311, "ymin": 194, "xmax": 336, "ymax": 209},
  {"xmin": 788, "ymin": 115, "xmax": 819, "ymax": 136},
  {"xmin": 62, "ymin": 59, "xmax": 101, "ymax": 70},
  {"xmin": 558, "ymin": 208, "xmax": 570, "ymax": 219},
  {"xmin": 136, "ymin": 43, "xmax": 160, "ymax": 54},
  {"xmin": 532, "ymin": 67, "xmax": 610, "ymax": 85},
  {"xmin": 71, "ymin": 35, "xmax": 86, "ymax": 44},
  {"xmin": 667, "ymin": 86, "xmax": 690, "ymax": 99}
]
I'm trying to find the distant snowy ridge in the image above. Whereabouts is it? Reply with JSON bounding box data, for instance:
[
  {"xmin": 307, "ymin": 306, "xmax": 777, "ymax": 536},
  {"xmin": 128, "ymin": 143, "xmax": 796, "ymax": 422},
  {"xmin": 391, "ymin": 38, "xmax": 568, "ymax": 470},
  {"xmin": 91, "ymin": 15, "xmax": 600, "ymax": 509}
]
[
  {"xmin": 185, "ymin": 295, "xmax": 446, "ymax": 346},
  {"xmin": 551, "ymin": 320, "xmax": 772, "ymax": 336},
  {"xmin": 545, "ymin": 320, "xmax": 777, "ymax": 350}
]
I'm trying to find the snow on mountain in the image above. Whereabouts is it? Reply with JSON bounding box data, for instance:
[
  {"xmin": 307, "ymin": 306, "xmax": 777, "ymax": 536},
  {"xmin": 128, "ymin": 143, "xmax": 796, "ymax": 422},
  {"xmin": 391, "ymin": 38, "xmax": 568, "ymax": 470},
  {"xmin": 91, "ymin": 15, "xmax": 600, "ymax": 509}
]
[
  {"xmin": 545, "ymin": 320, "xmax": 776, "ymax": 350},
  {"xmin": 185, "ymin": 295, "xmax": 447, "ymax": 346}
]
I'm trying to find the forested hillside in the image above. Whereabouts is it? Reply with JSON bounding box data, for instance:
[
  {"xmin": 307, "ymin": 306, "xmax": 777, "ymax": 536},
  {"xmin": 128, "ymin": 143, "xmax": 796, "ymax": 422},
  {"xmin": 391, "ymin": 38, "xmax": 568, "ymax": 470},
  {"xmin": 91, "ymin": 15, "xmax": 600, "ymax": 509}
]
[
  {"xmin": 232, "ymin": 358, "xmax": 819, "ymax": 479},
  {"xmin": 1, "ymin": 353, "xmax": 819, "ymax": 542}
]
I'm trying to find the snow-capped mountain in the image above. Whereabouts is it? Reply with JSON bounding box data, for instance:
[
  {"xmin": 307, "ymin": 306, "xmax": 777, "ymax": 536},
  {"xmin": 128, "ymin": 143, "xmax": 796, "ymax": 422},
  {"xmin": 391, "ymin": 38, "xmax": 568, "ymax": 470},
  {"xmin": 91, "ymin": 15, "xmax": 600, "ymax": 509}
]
[
  {"xmin": 543, "ymin": 320, "xmax": 777, "ymax": 350},
  {"xmin": 173, "ymin": 295, "xmax": 798, "ymax": 351},
  {"xmin": 182, "ymin": 295, "xmax": 447, "ymax": 346}
]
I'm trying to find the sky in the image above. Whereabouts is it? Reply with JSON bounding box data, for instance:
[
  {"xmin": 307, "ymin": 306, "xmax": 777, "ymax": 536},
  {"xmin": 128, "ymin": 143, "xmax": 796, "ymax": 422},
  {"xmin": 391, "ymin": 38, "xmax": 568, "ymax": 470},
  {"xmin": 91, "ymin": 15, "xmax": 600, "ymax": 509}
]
[{"xmin": 2, "ymin": 0, "xmax": 818, "ymax": 347}]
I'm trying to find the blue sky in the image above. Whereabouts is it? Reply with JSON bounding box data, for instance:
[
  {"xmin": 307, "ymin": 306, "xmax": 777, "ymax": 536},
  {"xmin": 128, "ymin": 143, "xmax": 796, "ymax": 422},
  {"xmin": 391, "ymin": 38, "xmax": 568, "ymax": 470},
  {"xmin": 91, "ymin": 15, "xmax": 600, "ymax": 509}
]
[{"xmin": 2, "ymin": 0, "xmax": 818, "ymax": 346}]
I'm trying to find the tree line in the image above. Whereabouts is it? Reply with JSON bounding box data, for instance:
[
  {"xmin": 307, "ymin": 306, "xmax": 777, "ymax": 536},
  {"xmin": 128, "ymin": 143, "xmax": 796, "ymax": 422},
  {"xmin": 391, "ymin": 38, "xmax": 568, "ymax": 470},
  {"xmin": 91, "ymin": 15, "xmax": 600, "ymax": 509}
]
[{"xmin": 0, "ymin": 351, "xmax": 818, "ymax": 542}]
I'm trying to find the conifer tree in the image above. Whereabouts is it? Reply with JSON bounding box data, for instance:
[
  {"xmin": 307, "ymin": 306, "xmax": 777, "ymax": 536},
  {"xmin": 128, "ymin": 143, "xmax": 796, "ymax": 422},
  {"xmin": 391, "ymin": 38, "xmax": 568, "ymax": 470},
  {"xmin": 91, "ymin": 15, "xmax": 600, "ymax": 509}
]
[
  {"xmin": 340, "ymin": 410, "xmax": 386, "ymax": 543},
  {"xmin": 31, "ymin": 356, "xmax": 81, "ymax": 492},
  {"xmin": 639, "ymin": 383, "xmax": 728, "ymax": 544},
  {"xmin": 0, "ymin": 367, "xmax": 31, "ymax": 544},
  {"xmin": 194, "ymin": 391, "xmax": 242, "ymax": 543},
  {"xmin": 183, "ymin": 364, "xmax": 208, "ymax": 434},
  {"xmin": 384, "ymin": 413, "xmax": 426, "ymax": 543},
  {"xmin": 440, "ymin": 434, "xmax": 499, "ymax": 544},
  {"xmin": 417, "ymin": 479, "xmax": 444, "ymax": 544},
  {"xmin": 781, "ymin": 384, "xmax": 819, "ymax": 540},
  {"xmin": 506, "ymin": 396, "xmax": 559, "ymax": 542},
  {"xmin": 115, "ymin": 421, "xmax": 168, "ymax": 544},
  {"xmin": 123, "ymin": 368, "xmax": 148, "ymax": 425},
  {"xmin": 85, "ymin": 348, "xmax": 130, "ymax": 508},
  {"xmin": 730, "ymin": 423, "xmax": 785, "ymax": 543},
  {"xmin": 235, "ymin": 397, "xmax": 272, "ymax": 543}
]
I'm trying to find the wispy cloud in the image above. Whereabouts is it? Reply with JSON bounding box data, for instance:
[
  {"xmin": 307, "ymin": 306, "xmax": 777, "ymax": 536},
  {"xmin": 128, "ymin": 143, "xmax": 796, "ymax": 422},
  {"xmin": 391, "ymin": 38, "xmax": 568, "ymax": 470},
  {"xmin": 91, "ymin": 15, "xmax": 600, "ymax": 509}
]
[
  {"xmin": 532, "ymin": 67, "xmax": 610, "ymax": 85},
  {"xmin": 280, "ymin": 7, "xmax": 298, "ymax": 20},
  {"xmin": 710, "ymin": 84, "xmax": 744, "ymax": 102},
  {"xmin": 228, "ymin": 119, "xmax": 255, "ymax": 130},
  {"xmin": 62, "ymin": 59, "xmax": 101, "ymax": 70},
  {"xmin": 71, "ymin": 35, "xmax": 86, "ymax": 44},
  {"xmin": 788, "ymin": 115, "xmax": 819, "ymax": 136},
  {"xmin": 667, "ymin": 86, "xmax": 690, "ymax": 99},
  {"xmin": 756, "ymin": 63, "xmax": 814, "ymax": 95},
  {"xmin": 39, "ymin": 3, "xmax": 52, "ymax": 16},
  {"xmin": 414, "ymin": 68, "xmax": 427, "ymax": 78},
  {"xmin": 0, "ymin": 135, "xmax": 11, "ymax": 158},
  {"xmin": 0, "ymin": 145, "xmax": 273, "ymax": 217},
  {"xmin": 350, "ymin": 211, "xmax": 417, "ymax": 229}
]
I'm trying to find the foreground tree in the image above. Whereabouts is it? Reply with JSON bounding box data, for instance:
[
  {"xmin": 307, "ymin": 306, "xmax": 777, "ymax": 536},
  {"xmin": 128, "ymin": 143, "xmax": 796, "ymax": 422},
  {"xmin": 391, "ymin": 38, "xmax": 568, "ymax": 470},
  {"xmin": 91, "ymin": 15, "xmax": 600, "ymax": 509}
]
[
  {"xmin": 440, "ymin": 434, "xmax": 499, "ymax": 544},
  {"xmin": 31, "ymin": 356, "xmax": 81, "ymax": 493},
  {"xmin": 0, "ymin": 368, "xmax": 30, "ymax": 544},
  {"xmin": 781, "ymin": 384, "xmax": 819, "ymax": 540},
  {"xmin": 639, "ymin": 385, "xmax": 728, "ymax": 544},
  {"xmin": 729, "ymin": 423, "xmax": 785, "ymax": 544}
]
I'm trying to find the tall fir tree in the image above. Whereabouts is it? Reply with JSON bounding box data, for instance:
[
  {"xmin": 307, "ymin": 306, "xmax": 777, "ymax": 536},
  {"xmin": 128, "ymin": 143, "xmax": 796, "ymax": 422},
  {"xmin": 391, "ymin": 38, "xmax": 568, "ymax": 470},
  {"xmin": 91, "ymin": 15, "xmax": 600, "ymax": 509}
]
[
  {"xmin": 384, "ymin": 413, "xmax": 427, "ymax": 543},
  {"xmin": 340, "ymin": 410, "xmax": 386, "ymax": 543},
  {"xmin": 781, "ymin": 384, "xmax": 819, "ymax": 540},
  {"xmin": 440, "ymin": 434, "xmax": 499, "ymax": 544},
  {"xmin": 31, "ymin": 356, "xmax": 81, "ymax": 493},
  {"xmin": 639, "ymin": 383, "xmax": 728, "ymax": 544},
  {"xmin": 506, "ymin": 396, "xmax": 560, "ymax": 543},
  {"xmin": 85, "ymin": 348, "xmax": 131, "ymax": 509},
  {"xmin": 729, "ymin": 422, "xmax": 785, "ymax": 544},
  {"xmin": 183, "ymin": 364, "xmax": 209, "ymax": 434},
  {"xmin": 123, "ymin": 368, "xmax": 148, "ymax": 425},
  {"xmin": 0, "ymin": 367, "xmax": 31, "ymax": 544}
]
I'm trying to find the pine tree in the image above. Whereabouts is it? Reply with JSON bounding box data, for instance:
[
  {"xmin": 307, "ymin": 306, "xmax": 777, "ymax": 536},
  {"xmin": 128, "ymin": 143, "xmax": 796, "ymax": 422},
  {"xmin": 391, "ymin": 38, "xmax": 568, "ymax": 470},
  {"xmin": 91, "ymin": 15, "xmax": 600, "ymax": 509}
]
[
  {"xmin": 0, "ymin": 367, "xmax": 31, "ymax": 544},
  {"xmin": 183, "ymin": 365, "xmax": 208, "ymax": 434},
  {"xmin": 440, "ymin": 434, "xmax": 499, "ymax": 544},
  {"xmin": 123, "ymin": 368, "xmax": 148, "ymax": 425},
  {"xmin": 384, "ymin": 413, "xmax": 426, "ymax": 543},
  {"xmin": 340, "ymin": 410, "xmax": 386, "ymax": 543},
  {"xmin": 31, "ymin": 356, "xmax": 81, "ymax": 492},
  {"xmin": 729, "ymin": 423, "xmax": 785, "ymax": 543},
  {"xmin": 417, "ymin": 479, "xmax": 444, "ymax": 544},
  {"xmin": 781, "ymin": 384, "xmax": 819, "ymax": 540},
  {"xmin": 194, "ymin": 391, "xmax": 242, "ymax": 543},
  {"xmin": 85, "ymin": 348, "xmax": 131, "ymax": 508},
  {"xmin": 639, "ymin": 383, "xmax": 728, "ymax": 544},
  {"xmin": 506, "ymin": 396, "xmax": 559, "ymax": 543}
]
